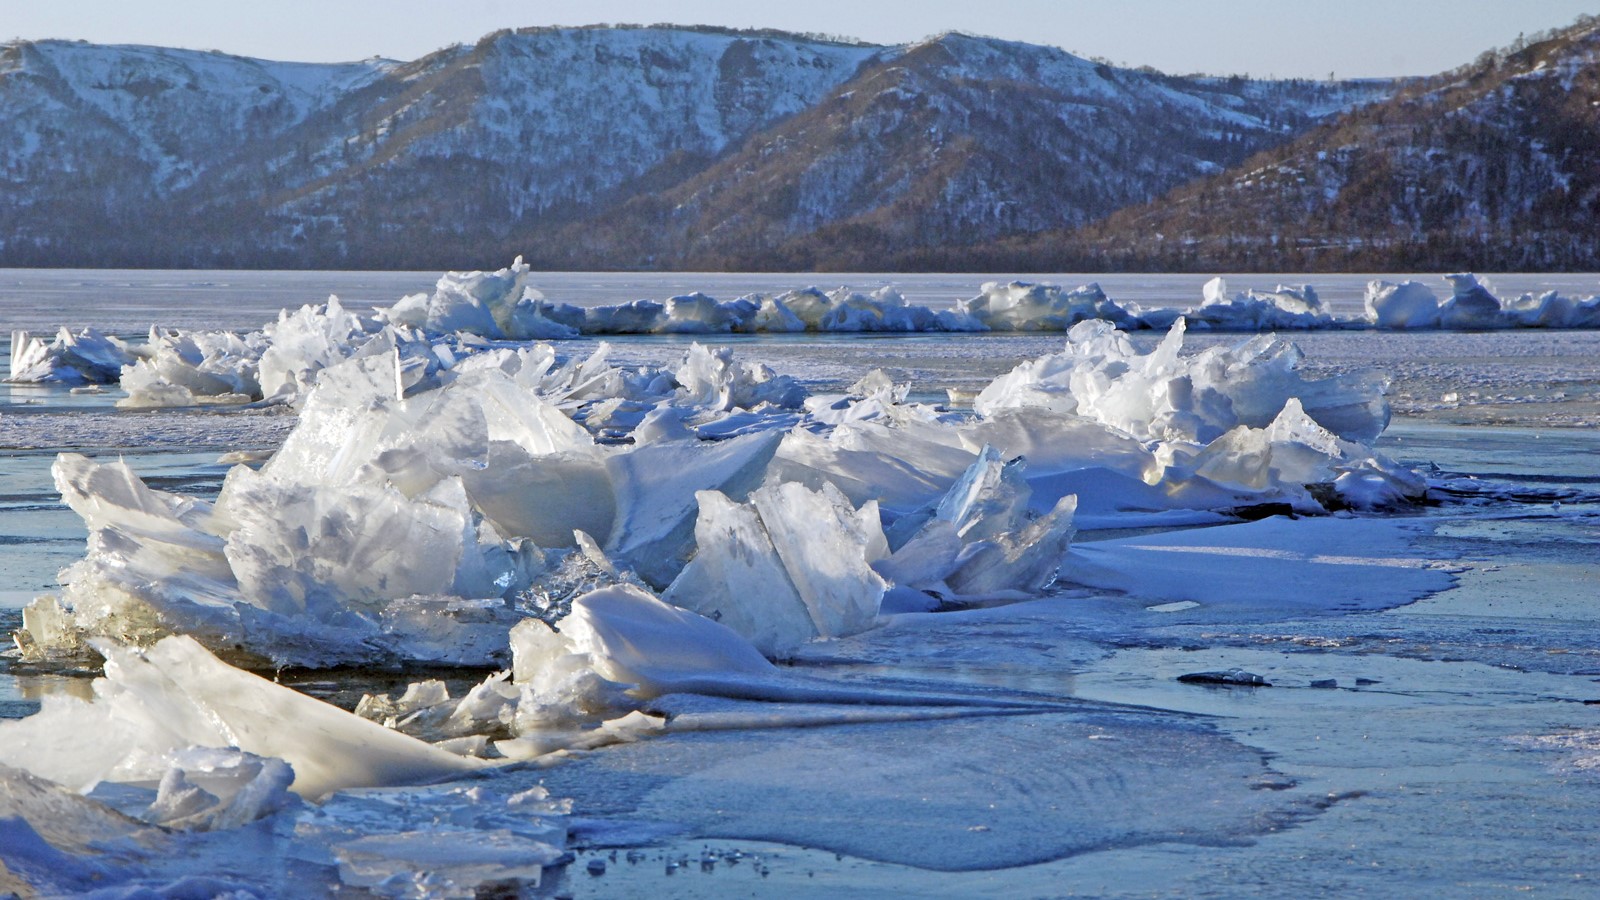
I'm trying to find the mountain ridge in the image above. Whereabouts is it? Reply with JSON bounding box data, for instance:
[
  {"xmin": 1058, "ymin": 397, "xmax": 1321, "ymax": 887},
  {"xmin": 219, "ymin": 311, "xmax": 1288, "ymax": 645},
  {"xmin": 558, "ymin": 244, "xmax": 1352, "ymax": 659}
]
[
  {"xmin": 0, "ymin": 24, "xmax": 1415, "ymax": 269},
  {"xmin": 1002, "ymin": 15, "xmax": 1600, "ymax": 272}
]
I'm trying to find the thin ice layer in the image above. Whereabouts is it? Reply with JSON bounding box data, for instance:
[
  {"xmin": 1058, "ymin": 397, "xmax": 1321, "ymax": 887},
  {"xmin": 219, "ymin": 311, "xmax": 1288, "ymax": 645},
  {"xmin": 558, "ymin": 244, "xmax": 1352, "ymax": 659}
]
[{"xmin": 1062, "ymin": 516, "xmax": 1456, "ymax": 621}]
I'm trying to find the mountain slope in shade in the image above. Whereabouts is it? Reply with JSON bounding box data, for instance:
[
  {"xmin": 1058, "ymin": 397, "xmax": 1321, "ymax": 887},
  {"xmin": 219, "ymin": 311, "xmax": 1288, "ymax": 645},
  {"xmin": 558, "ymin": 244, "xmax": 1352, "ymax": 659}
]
[
  {"xmin": 0, "ymin": 25, "xmax": 1387, "ymax": 269},
  {"xmin": 1012, "ymin": 16, "xmax": 1600, "ymax": 272},
  {"xmin": 546, "ymin": 32, "xmax": 1391, "ymax": 269}
]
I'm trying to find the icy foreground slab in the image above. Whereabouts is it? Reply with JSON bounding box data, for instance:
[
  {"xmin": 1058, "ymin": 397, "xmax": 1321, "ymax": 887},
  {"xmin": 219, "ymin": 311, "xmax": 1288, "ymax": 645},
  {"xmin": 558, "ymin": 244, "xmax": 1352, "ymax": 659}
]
[
  {"xmin": 0, "ymin": 761, "xmax": 570, "ymax": 898},
  {"xmin": 0, "ymin": 636, "xmax": 480, "ymax": 801}
]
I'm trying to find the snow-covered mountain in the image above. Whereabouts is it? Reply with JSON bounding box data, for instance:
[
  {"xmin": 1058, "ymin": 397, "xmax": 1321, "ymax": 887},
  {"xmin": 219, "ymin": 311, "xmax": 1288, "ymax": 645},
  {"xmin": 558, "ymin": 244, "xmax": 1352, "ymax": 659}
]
[
  {"xmin": 0, "ymin": 25, "xmax": 1389, "ymax": 268},
  {"xmin": 556, "ymin": 32, "xmax": 1393, "ymax": 269},
  {"xmin": 1034, "ymin": 16, "xmax": 1600, "ymax": 271}
]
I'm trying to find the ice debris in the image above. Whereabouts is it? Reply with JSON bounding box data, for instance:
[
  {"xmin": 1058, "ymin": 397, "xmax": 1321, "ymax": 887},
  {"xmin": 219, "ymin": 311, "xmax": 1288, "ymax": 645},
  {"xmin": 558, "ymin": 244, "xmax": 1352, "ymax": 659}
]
[
  {"xmin": 13, "ymin": 262, "xmax": 1598, "ymax": 400},
  {"xmin": 1364, "ymin": 273, "xmax": 1600, "ymax": 330},
  {"xmin": 15, "ymin": 293, "xmax": 1423, "ymax": 669}
]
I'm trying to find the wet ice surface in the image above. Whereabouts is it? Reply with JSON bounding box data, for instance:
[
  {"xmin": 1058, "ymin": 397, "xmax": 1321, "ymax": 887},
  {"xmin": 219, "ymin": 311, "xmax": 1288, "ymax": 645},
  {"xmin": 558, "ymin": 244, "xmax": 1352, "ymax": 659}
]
[{"xmin": 3, "ymin": 272, "xmax": 1600, "ymax": 895}]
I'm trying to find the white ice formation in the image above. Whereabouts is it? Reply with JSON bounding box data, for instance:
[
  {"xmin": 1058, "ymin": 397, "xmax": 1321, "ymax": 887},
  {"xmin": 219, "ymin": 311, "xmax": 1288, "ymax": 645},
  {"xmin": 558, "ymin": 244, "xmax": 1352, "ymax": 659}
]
[
  {"xmin": 8, "ymin": 326, "xmax": 137, "ymax": 384},
  {"xmin": 0, "ymin": 635, "xmax": 479, "ymax": 803},
  {"xmin": 1363, "ymin": 273, "xmax": 1600, "ymax": 330},
  {"xmin": 14, "ymin": 285, "xmax": 1419, "ymax": 673},
  {"xmin": 1189, "ymin": 277, "xmax": 1334, "ymax": 331},
  {"xmin": 12, "ymin": 262, "xmax": 1595, "ymax": 395}
]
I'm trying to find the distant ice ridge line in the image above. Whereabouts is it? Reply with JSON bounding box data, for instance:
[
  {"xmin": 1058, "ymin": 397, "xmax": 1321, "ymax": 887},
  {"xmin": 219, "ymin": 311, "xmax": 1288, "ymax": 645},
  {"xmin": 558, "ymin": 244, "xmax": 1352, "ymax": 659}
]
[{"xmin": 10, "ymin": 264, "xmax": 1600, "ymax": 393}]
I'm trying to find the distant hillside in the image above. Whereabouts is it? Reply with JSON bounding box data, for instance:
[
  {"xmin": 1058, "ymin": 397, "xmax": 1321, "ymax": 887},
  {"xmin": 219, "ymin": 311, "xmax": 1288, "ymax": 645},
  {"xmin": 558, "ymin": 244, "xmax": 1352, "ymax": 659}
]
[
  {"xmin": 997, "ymin": 16, "xmax": 1600, "ymax": 272},
  {"xmin": 536, "ymin": 33, "xmax": 1388, "ymax": 270},
  {"xmin": 0, "ymin": 25, "xmax": 1386, "ymax": 270}
]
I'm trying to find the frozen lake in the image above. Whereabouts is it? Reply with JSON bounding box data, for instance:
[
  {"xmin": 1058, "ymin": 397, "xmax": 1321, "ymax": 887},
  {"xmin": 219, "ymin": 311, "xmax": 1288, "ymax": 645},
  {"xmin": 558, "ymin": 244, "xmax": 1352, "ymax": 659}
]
[{"xmin": 1, "ymin": 270, "xmax": 1598, "ymax": 896}]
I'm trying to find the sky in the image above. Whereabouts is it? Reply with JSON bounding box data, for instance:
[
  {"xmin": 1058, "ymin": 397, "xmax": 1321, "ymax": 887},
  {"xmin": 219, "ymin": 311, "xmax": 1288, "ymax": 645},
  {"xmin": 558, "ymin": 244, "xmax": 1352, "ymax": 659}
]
[{"xmin": 6, "ymin": 1, "xmax": 1598, "ymax": 79}]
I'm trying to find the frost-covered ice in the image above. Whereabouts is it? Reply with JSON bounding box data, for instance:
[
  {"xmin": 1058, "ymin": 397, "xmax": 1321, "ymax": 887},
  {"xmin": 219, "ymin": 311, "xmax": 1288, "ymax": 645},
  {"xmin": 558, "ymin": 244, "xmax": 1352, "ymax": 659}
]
[{"xmin": 1364, "ymin": 273, "xmax": 1600, "ymax": 330}]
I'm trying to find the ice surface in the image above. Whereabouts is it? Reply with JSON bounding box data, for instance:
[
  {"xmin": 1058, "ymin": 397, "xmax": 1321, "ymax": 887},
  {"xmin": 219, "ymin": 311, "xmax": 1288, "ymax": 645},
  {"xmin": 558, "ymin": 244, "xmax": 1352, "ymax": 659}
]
[
  {"xmin": 7, "ymin": 266, "xmax": 1599, "ymax": 897},
  {"xmin": 0, "ymin": 739, "xmax": 568, "ymax": 898},
  {"xmin": 1062, "ymin": 516, "xmax": 1455, "ymax": 621}
]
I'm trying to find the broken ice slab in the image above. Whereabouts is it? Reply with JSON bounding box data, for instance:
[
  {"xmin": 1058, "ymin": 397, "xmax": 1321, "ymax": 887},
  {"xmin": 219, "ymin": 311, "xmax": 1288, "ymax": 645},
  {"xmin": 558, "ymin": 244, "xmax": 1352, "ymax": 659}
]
[
  {"xmin": 665, "ymin": 481, "xmax": 886, "ymax": 657},
  {"xmin": 0, "ymin": 636, "xmax": 482, "ymax": 801}
]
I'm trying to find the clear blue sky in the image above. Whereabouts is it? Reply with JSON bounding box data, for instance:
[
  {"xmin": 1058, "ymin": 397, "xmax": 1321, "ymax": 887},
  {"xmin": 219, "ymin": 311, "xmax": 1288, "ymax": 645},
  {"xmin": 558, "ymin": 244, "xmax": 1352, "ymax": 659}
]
[{"xmin": 8, "ymin": 1, "xmax": 1597, "ymax": 78}]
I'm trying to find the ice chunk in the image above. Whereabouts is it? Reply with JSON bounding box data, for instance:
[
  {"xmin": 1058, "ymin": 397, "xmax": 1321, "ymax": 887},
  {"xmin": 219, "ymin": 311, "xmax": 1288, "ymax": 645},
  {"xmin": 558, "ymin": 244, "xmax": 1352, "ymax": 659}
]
[
  {"xmin": 142, "ymin": 747, "xmax": 297, "ymax": 831},
  {"xmin": 1062, "ymin": 516, "xmax": 1456, "ymax": 618},
  {"xmin": 383, "ymin": 255, "xmax": 577, "ymax": 339},
  {"xmin": 1332, "ymin": 456, "xmax": 1429, "ymax": 510},
  {"xmin": 222, "ymin": 468, "xmax": 531, "ymax": 617},
  {"xmin": 962, "ymin": 281, "xmax": 1140, "ymax": 331},
  {"xmin": 605, "ymin": 430, "xmax": 783, "ymax": 587},
  {"xmin": 1364, "ymin": 280, "xmax": 1442, "ymax": 329},
  {"xmin": 975, "ymin": 318, "xmax": 1390, "ymax": 446},
  {"xmin": 657, "ymin": 292, "xmax": 735, "ymax": 333},
  {"xmin": 333, "ymin": 828, "xmax": 566, "ymax": 894},
  {"xmin": 7, "ymin": 326, "xmax": 136, "ymax": 384},
  {"xmin": 772, "ymin": 418, "xmax": 978, "ymax": 513},
  {"xmin": 1504, "ymin": 289, "xmax": 1600, "ymax": 328},
  {"xmin": 511, "ymin": 584, "xmax": 777, "ymax": 710},
  {"xmin": 17, "ymin": 454, "xmax": 241, "ymax": 660},
  {"xmin": 878, "ymin": 448, "xmax": 1078, "ymax": 599},
  {"xmin": 1190, "ymin": 278, "xmax": 1333, "ymax": 330},
  {"xmin": 117, "ymin": 327, "xmax": 264, "ymax": 407},
  {"xmin": 665, "ymin": 482, "xmax": 887, "ymax": 656},
  {"xmin": 256, "ymin": 295, "xmax": 377, "ymax": 400},
  {"xmin": 0, "ymin": 636, "xmax": 481, "ymax": 801},
  {"xmin": 0, "ymin": 764, "xmax": 160, "ymax": 895},
  {"xmin": 1439, "ymin": 273, "xmax": 1505, "ymax": 329},
  {"xmin": 674, "ymin": 343, "xmax": 807, "ymax": 411}
]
